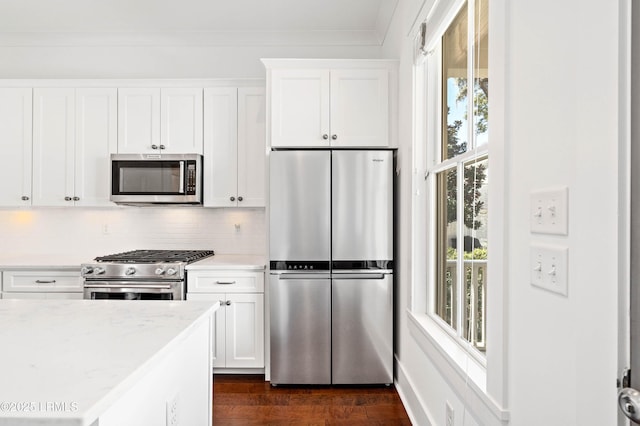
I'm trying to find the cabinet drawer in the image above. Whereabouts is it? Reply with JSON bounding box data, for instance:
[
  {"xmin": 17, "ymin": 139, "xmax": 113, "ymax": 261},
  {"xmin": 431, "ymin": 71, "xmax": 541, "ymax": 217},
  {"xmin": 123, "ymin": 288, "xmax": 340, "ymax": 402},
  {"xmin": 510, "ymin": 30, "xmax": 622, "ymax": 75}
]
[
  {"xmin": 2, "ymin": 270, "xmax": 82, "ymax": 293},
  {"xmin": 187, "ymin": 271, "xmax": 264, "ymax": 293}
]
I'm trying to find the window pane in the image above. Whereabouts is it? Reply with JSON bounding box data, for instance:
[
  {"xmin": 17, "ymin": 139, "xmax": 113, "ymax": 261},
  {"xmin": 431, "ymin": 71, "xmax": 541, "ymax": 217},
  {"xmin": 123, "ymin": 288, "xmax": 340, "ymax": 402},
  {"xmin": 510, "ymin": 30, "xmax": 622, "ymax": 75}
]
[
  {"xmin": 442, "ymin": 3, "xmax": 469, "ymax": 161},
  {"xmin": 436, "ymin": 168, "xmax": 458, "ymax": 329},
  {"xmin": 474, "ymin": 0, "xmax": 489, "ymax": 148},
  {"xmin": 462, "ymin": 157, "xmax": 488, "ymax": 351}
]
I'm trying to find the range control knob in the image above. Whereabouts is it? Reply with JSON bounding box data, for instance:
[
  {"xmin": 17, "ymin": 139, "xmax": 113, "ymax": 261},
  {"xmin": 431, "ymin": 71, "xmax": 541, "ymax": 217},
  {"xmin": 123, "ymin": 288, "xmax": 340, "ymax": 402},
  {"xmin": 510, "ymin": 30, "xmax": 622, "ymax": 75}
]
[
  {"xmin": 94, "ymin": 267, "xmax": 106, "ymax": 275},
  {"xmin": 81, "ymin": 266, "xmax": 94, "ymax": 275},
  {"xmin": 166, "ymin": 268, "xmax": 177, "ymax": 276},
  {"xmin": 155, "ymin": 267, "xmax": 165, "ymax": 275},
  {"xmin": 125, "ymin": 267, "xmax": 136, "ymax": 276}
]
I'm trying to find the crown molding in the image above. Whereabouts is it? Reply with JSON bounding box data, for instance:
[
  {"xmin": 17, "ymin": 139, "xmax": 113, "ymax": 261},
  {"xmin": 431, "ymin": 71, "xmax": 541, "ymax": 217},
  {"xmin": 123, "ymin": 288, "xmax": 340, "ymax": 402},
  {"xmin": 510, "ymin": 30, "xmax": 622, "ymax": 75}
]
[{"xmin": 0, "ymin": 30, "xmax": 386, "ymax": 47}]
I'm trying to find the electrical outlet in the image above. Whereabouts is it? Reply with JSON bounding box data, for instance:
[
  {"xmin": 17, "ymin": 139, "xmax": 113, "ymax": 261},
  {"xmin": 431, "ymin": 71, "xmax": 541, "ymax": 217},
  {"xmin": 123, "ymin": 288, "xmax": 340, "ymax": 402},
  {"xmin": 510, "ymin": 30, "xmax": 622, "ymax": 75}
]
[
  {"xmin": 166, "ymin": 393, "xmax": 179, "ymax": 426},
  {"xmin": 530, "ymin": 187, "xmax": 568, "ymax": 235},
  {"xmin": 530, "ymin": 244, "xmax": 568, "ymax": 296},
  {"xmin": 445, "ymin": 402, "xmax": 454, "ymax": 426}
]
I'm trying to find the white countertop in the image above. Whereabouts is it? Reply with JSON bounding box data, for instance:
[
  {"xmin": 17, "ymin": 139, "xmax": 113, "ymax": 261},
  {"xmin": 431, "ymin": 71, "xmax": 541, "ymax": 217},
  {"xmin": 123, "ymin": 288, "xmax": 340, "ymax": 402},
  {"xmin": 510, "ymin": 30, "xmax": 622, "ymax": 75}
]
[
  {"xmin": 186, "ymin": 254, "xmax": 266, "ymax": 270},
  {"xmin": 0, "ymin": 299, "xmax": 218, "ymax": 426}
]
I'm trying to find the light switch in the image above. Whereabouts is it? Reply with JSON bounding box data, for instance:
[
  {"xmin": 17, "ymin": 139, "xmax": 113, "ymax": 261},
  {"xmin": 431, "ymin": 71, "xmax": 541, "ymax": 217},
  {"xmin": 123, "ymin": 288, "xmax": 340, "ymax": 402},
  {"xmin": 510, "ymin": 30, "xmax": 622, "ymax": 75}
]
[
  {"xmin": 530, "ymin": 244, "xmax": 568, "ymax": 296},
  {"xmin": 530, "ymin": 187, "xmax": 568, "ymax": 235}
]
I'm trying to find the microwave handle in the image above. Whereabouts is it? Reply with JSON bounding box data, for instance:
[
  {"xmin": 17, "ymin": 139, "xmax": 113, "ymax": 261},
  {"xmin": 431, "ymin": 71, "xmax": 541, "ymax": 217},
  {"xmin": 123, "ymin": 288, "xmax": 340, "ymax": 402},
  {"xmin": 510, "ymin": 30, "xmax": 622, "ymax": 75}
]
[{"xmin": 180, "ymin": 161, "xmax": 185, "ymax": 194}]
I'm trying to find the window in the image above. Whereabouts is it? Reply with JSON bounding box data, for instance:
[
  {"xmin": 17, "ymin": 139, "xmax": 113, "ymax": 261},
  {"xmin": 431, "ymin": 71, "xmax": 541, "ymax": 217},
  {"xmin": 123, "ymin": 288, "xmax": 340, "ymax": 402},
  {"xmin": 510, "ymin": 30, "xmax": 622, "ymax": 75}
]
[{"xmin": 429, "ymin": 0, "xmax": 489, "ymax": 353}]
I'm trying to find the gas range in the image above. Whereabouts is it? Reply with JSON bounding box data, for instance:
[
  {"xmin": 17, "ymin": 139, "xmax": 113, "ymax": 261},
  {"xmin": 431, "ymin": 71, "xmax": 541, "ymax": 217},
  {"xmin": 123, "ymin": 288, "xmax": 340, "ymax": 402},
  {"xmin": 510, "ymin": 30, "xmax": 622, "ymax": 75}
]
[{"xmin": 81, "ymin": 250, "xmax": 214, "ymax": 300}]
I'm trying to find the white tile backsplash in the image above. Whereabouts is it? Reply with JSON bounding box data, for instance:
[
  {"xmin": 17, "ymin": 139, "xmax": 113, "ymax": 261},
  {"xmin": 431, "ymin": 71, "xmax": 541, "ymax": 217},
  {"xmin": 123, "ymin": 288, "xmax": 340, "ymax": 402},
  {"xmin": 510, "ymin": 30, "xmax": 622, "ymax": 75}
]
[{"xmin": 0, "ymin": 207, "xmax": 265, "ymax": 258}]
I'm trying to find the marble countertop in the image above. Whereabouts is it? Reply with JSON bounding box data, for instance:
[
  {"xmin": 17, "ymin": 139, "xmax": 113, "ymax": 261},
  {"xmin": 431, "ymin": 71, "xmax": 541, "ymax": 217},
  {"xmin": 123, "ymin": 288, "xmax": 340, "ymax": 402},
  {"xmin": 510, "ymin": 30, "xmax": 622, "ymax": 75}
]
[
  {"xmin": 0, "ymin": 299, "xmax": 218, "ymax": 426},
  {"xmin": 186, "ymin": 254, "xmax": 266, "ymax": 270}
]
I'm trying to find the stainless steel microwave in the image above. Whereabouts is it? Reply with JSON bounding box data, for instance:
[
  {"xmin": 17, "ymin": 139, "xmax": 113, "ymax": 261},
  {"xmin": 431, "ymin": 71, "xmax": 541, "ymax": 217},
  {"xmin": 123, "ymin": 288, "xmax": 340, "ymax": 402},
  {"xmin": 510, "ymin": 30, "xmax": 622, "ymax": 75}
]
[{"xmin": 110, "ymin": 154, "xmax": 202, "ymax": 205}]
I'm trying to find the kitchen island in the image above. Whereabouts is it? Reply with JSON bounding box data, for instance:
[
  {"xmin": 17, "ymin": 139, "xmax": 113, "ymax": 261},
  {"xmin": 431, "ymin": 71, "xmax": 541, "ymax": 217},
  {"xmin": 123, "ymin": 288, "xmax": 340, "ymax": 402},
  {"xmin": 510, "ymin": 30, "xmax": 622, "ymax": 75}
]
[{"xmin": 0, "ymin": 299, "xmax": 218, "ymax": 426}]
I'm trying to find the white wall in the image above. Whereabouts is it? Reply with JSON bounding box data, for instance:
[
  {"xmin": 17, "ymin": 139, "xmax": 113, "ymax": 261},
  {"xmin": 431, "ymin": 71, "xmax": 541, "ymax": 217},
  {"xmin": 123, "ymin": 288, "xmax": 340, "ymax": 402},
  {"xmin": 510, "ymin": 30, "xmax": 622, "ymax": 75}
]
[
  {"xmin": 386, "ymin": 0, "xmax": 624, "ymax": 425},
  {"xmin": 0, "ymin": 208, "xmax": 265, "ymax": 257}
]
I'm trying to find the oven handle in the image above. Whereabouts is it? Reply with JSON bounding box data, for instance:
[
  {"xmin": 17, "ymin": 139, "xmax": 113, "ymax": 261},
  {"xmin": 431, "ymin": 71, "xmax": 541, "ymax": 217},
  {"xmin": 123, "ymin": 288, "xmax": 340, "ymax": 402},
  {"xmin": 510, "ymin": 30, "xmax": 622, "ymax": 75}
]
[{"xmin": 84, "ymin": 283, "xmax": 174, "ymax": 290}]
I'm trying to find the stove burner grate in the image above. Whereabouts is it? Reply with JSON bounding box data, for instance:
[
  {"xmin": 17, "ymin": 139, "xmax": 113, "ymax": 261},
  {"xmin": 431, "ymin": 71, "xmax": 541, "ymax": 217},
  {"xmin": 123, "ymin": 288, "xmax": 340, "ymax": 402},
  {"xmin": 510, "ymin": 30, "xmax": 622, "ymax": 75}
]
[{"xmin": 94, "ymin": 249, "xmax": 214, "ymax": 264}]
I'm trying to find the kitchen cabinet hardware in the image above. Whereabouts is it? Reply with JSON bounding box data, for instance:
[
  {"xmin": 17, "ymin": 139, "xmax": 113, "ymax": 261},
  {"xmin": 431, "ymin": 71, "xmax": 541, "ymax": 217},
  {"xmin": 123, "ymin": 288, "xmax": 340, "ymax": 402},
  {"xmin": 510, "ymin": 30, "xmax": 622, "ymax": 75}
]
[
  {"xmin": 238, "ymin": 196, "xmax": 243, "ymax": 202},
  {"xmin": 216, "ymin": 280, "xmax": 237, "ymax": 285},
  {"xmin": 225, "ymin": 300, "xmax": 232, "ymax": 306},
  {"xmin": 151, "ymin": 144, "xmax": 159, "ymax": 149},
  {"xmin": 230, "ymin": 196, "xmax": 236, "ymax": 201},
  {"xmin": 73, "ymin": 196, "xmax": 80, "ymax": 201},
  {"xmin": 65, "ymin": 196, "xmax": 72, "ymax": 201},
  {"xmin": 323, "ymin": 134, "xmax": 329, "ymax": 140},
  {"xmin": 160, "ymin": 144, "xmax": 165, "ymax": 149},
  {"xmin": 35, "ymin": 280, "xmax": 56, "ymax": 284},
  {"xmin": 332, "ymin": 134, "xmax": 338, "ymax": 140},
  {"xmin": 21, "ymin": 196, "xmax": 29, "ymax": 201}
]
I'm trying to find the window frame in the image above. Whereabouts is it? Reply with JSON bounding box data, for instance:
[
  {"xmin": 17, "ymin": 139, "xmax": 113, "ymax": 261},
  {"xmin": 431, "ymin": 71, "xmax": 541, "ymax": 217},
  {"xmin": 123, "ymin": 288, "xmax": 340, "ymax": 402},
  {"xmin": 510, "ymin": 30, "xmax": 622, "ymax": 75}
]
[{"xmin": 409, "ymin": 0, "xmax": 509, "ymax": 419}]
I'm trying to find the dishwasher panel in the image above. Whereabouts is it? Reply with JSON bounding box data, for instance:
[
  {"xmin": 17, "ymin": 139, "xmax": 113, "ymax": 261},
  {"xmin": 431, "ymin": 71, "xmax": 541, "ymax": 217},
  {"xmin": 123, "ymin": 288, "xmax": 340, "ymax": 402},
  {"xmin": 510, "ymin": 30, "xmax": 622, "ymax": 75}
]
[
  {"xmin": 270, "ymin": 272, "xmax": 331, "ymax": 385},
  {"xmin": 331, "ymin": 272, "xmax": 393, "ymax": 384}
]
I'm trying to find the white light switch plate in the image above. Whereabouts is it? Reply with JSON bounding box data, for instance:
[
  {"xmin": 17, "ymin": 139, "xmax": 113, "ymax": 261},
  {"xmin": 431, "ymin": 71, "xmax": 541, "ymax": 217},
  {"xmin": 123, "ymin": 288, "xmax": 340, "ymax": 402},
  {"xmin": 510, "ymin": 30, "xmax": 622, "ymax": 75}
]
[
  {"xmin": 530, "ymin": 244, "xmax": 568, "ymax": 296},
  {"xmin": 530, "ymin": 187, "xmax": 568, "ymax": 235}
]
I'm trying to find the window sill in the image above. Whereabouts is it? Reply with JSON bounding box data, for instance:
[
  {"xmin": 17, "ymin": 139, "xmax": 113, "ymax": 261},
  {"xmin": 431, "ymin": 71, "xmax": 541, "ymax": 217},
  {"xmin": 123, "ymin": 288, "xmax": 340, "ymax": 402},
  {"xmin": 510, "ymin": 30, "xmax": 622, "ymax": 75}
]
[{"xmin": 407, "ymin": 310, "xmax": 509, "ymax": 424}]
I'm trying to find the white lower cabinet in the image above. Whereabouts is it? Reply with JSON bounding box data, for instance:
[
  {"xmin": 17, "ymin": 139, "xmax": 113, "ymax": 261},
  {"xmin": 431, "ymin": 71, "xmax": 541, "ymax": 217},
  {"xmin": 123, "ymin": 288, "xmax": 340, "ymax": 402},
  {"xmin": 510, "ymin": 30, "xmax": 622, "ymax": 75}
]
[
  {"xmin": 187, "ymin": 270, "xmax": 265, "ymax": 370},
  {"xmin": 1, "ymin": 270, "xmax": 83, "ymax": 299}
]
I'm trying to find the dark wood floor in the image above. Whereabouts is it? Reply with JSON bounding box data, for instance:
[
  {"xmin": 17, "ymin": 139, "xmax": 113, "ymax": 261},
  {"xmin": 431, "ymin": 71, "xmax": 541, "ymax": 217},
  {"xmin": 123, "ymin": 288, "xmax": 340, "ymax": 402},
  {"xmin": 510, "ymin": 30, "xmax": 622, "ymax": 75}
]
[{"xmin": 213, "ymin": 374, "xmax": 412, "ymax": 425}]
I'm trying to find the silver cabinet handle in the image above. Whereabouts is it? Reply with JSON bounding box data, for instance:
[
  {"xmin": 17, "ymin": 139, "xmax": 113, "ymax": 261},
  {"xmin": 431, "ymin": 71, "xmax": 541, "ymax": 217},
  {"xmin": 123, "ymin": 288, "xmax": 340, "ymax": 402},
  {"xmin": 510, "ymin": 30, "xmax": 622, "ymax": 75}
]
[
  {"xmin": 230, "ymin": 196, "xmax": 236, "ymax": 201},
  {"xmin": 35, "ymin": 280, "xmax": 56, "ymax": 284},
  {"xmin": 21, "ymin": 196, "xmax": 29, "ymax": 201},
  {"xmin": 322, "ymin": 134, "xmax": 329, "ymax": 140},
  {"xmin": 216, "ymin": 281, "xmax": 236, "ymax": 285},
  {"xmin": 332, "ymin": 134, "xmax": 338, "ymax": 140},
  {"xmin": 238, "ymin": 196, "xmax": 243, "ymax": 202}
]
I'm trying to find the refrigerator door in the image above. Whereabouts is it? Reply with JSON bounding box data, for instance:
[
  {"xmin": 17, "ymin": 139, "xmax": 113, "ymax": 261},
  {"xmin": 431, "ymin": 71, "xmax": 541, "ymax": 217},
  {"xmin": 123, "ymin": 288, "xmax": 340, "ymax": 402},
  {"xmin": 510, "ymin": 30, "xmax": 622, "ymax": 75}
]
[
  {"xmin": 270, "ymin": 272, "xmax": 331, "ymax": 384},
  {"xmin": 331, "ymin": 150, "xmax": 393, "ymax": 262},
  {"xmin": 332, "ymin": 272, "xmax": 393, "ymax": 384},
  {"xmin": 270, "ymin": 150, "xmax": 331, "ymax": 262}
]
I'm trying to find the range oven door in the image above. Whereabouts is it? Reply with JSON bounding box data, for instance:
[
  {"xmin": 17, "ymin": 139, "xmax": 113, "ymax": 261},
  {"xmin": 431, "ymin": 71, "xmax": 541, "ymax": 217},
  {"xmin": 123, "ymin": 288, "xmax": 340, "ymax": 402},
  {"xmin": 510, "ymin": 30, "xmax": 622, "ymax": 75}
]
[{"xmin": 83, "ymin": 281, "xmax": 184, "ymax": 300}]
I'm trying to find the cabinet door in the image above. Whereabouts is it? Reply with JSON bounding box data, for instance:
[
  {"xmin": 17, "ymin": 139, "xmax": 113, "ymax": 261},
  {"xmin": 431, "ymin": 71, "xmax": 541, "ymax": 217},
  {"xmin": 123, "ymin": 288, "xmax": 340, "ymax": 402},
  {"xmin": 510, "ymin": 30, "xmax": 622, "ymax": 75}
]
[
  {"xmin": 203, "ymin": 88, "xmax": 238, "ymax": 207},
  {"xmin": 75, "ymin": 88, "xmax": 117, "ymax": 207},
  {"xmin": 186, "ymin": 293, "xmax": 227, "ymax": 368},
  {"xmin": 161, "ymin": 88, "xmax": 203, "ymax": 154},
  {"xmin": 237, "ymin": 87, "xmax": 266, "ymax": 207},
  {"xmin": 270, "ymin": 69, "xmax": 330, "ymax": 147},
  {"xmin": 330, "ymin": 69, "xmax": 389, "ymax": 147},
  {"xmin": 225, "ymin": 293, "xmax": 264, "ymax": 368},
  {"xmin": 117, "ymin": 88, "xmax": 161, "ymax": 153},
  {"xmin": 33, "ymin": 88, "xmax": 75, "ymax": 206},
  {"xmin": 0, "ymin": 88, "xmax": 32, "ymax": 207}
]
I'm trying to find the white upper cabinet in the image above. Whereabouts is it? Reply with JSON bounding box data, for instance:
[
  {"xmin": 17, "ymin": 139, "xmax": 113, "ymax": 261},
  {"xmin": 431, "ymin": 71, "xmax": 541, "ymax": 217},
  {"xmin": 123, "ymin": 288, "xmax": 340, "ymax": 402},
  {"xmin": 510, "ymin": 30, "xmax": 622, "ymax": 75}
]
[
  {"xmin": 266, "ymin": 60, "xmax": 396, "ymax": 148},
  {"xmin": 33, "ymin": 88, "xmax": 116, "ymax": 207},
  {"xmin": 118, "ymin": 88, "xmax": 203, "ymax": 154},
  {"xmin": 204, "ymin": 87, "xmax": 265, "ymax": 207},
  {"xmin": 0, "ymin": 88, "xmax": 32, "ymax": 207}
]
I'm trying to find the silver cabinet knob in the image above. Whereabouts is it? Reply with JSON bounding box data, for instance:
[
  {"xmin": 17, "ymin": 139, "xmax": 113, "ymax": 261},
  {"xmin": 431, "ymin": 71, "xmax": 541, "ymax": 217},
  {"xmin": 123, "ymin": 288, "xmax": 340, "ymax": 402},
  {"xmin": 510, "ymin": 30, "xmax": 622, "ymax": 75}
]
[
  {"xmin": 322, "ymin": 134, "xmax": 329, "ymax": 140},
  {"xmin": 151, "ymin": 144, "xmax": 159, "ymax": 150},
  {"xmin": 73, "ymin": 196, "xmax": 80, "ymax": 201},
  {"xmin": 64, "ymin": 196, "xmax": 72, "ymax": 201},
  {"xmin": 332, "ymin": 134, "xmax": 338, "ymax": 140},
  {"xmin": 21, "ymin": 196, "xmax": 29, "ymax": 201},
  {"xmin": 230, "ymin": 196, "xmax": 236, "ymax": 202},
  {"xmin": 225, "ymin": 300, "xmax": 231, "ymax": 306},
  {"xmin": 619, "ymin": 388, "xmax": 640, "ymax": 423},
  {"xmin": 238, "ymin": 196, "xmax": 243, "ymax": 202},
  {"xmin": 160, "ymin": 144, "xmax": 166, "ymax": 150}
]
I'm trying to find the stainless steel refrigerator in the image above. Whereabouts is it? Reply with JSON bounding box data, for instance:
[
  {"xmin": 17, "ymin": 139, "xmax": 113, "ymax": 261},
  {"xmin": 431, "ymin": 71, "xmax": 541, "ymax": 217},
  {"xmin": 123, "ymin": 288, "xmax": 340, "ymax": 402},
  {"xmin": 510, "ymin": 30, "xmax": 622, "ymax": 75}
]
[{"xmin": 269, "ymin": 149, "xmax": 394, "ymax": 385}]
